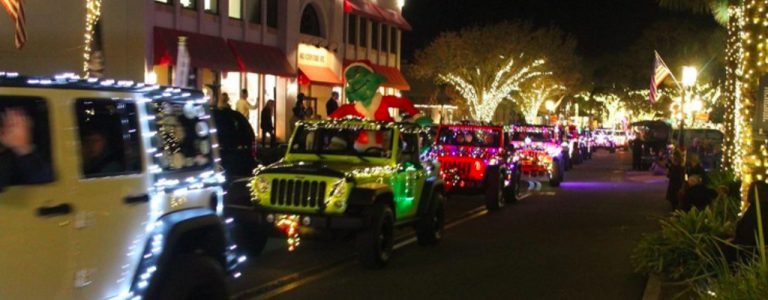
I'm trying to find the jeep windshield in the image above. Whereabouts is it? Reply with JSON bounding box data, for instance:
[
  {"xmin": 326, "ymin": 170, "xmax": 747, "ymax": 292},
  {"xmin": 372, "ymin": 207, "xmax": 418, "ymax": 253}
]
[
  {"xmin": 437, "ymin": 127, "xmax": 501, "ymax": 148},
  {"xmin": 509, "ymin": 128, "xmax": 556, "ymax": 142},
  {"xmin": 290, "ymin": 124, "xmax": 394, "ymax": 159}
]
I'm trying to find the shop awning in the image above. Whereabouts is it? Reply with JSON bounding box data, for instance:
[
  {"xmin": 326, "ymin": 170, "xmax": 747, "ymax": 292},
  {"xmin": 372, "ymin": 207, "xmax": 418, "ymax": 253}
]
[
  {"xmin": 298, "ymin": 64, "xmax": 342, "ymax": 86},
  {"xmin": 153, "ymin": 27, "xmax": 240, "ymax": 71},
  {"xmin": 228, "ymin": 40, "xmax": 295, "ymax": 77},
  {"xmin": 375, "ymin": 7, "xmax": 412, "ymax": 31},
  {"xmin": 344, "ymin": 0, "xmax": 385, "ymax": 22},
  {"xmin": 372, "ymin": 64, "xmax": 410, "ymax": 91},
  {"xmin": 344, "ymin": 0, "xmax": 412, "ymax": 31}
]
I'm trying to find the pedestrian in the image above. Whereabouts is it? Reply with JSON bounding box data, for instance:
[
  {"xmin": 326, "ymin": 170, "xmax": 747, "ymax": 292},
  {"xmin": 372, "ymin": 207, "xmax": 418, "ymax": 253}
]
[
  {"xmin": 218, "ymin": 92, "xmax": 232, "ymax": 110},
  {"xmin": 631, "ymin": 138, "xmax": 643, "ymax": 170},
  {"xmin": 292, "ymin": 93, "xmax": 308, "ymax": 120},
  {"xmin": 326, "ymin": 91, "xmax": 339, "ymax": 117},
  {"xmin": 261, "ymin": 100, "xmax": 276, "ymax": 148},
  {"xmin": 236, "ymin": 89, "xmax": 257, "ymax": 120},
  {"xmin": 666, "ymin": 150, "xmax": 685, "ymax": 209}
]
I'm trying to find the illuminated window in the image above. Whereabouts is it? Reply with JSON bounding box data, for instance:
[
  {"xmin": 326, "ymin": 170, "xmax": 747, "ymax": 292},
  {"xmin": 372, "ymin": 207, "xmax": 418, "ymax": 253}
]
[
  {"xmin": 347, "ymin": 15, "xmax": 357, "ymax": 45},
  {"xmin": 180, "ymin": 0, "xmax": 195, "ymax": 9},
  {"xmin": 155, "ymin": 0, "xmax": 171, "ymax": 4},
  {"xmin": 228, "ymin": 0, "xmax": 241, "ymax": 19},
  {"xmin": 371, "ymin": 22, "xmax": 379, "ymax": 50},
  {"xmin": 359, "ymin": 18, "xmax": 368, "ymax": 47},
  {"xmin": 248, "ymin": 0, "xmax": 261, "ymax": 24},
  {"xmin": 204, "ymin": 0, "xmax": 218, "ymax": 14},
  {"xmin": 267, "ymin": 0, "xmax": 278, "ymax": 28},
  {"xmin": 300, "ymin": 4, "xmax": 322, "ymax": 37}
]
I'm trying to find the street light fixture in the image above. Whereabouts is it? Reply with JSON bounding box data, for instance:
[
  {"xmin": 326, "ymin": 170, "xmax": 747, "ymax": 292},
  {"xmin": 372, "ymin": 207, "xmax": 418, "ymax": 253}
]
[{"xmin": 545, "ymin": 100, "xmax": 555, "ymax": 112}]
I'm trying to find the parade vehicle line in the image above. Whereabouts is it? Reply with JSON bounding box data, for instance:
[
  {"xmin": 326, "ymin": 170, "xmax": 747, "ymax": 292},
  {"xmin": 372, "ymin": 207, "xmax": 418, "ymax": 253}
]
[{"xmin": 233, "ymin": 184, "xmax": 534, "ymax": 300}]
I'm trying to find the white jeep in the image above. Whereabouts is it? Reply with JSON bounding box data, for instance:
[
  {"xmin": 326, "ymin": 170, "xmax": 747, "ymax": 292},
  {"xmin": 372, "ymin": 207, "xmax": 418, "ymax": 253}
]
[{"xmin": 0, "ymin": 73, "xmax": 234, "ymax": 300}]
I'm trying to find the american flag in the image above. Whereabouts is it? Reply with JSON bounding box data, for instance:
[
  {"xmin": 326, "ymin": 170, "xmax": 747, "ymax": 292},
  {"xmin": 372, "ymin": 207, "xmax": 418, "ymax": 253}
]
[
  {"xmin": 0, "ymin": 0, "xmax": 26, "ymax": 49},
  {"xmin": 649, "ymin": 51, "xmax": 671, "ymax": 103}
]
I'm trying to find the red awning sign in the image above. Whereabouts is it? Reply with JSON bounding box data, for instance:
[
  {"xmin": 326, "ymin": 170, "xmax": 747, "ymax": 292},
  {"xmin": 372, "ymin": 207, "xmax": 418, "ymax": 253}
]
[
  {"xmin": 228, "ymin": 40, "xmax": 295, "ymax": 77},
  {"xmin": 154, "ymin": 27, "xmax": 240, "ymax": 71}
]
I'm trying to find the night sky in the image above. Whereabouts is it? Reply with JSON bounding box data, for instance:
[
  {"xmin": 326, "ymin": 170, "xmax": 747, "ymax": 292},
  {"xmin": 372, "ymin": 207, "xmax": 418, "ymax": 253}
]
[{"xmin": 401, "ymin": 0, "xmax": 718, "ymax": 62}]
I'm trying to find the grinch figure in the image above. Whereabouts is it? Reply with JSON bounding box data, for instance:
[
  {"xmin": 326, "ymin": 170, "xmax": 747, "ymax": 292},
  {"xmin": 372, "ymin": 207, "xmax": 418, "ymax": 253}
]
[{"xmin": 330, "ymin": 61, "xmax": 432, "ymax": 125}]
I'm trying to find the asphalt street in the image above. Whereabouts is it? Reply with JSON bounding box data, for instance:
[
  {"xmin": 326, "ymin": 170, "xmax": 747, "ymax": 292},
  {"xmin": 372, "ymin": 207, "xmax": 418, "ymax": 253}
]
[{"xmin": 232, "ymin": 150, "xmax": 670, "ymax": 300}]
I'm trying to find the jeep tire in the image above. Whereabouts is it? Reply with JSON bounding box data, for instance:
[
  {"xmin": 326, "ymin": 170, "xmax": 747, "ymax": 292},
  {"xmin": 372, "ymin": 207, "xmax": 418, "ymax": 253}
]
[
  {"xmin": 416, "ymin": 192, "xmax": 445, "ymax": 246},
  {"xmin": 232, "ymin": 222, "xmax": 269, "ymax": 257},
  {"xmin": 504, "ymin": 168, "xmax": 521, "ymax": 203},
  {"xmin": 356, "ymin": 202, "xmax": 395, "ymax": 269},
  {"xmin": 549, "ymin": 159, "xmax": 563, "ymax": 187},
  {"xmin": 155, "ymin": 254, "xmax": 228, "ymax": 300},
  {"xmin": 484, "ymin": 168, "xmax": 504, "ymax": 211}
]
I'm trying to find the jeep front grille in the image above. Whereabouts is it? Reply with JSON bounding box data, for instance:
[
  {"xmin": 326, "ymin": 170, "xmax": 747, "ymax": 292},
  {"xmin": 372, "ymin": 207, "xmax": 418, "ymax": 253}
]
[
  {"xmin": 441, "ymin": 160, "xmax": 472, "ymax": 178},
  {"xmin": 270, "ymin": 179, "xmax": 327, "ymax": 208}
]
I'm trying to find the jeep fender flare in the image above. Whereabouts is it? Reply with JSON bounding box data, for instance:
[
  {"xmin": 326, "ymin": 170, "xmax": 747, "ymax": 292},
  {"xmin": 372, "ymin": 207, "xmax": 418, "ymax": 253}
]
[
  {"xmin": 130, "ymin": 208, "xmax": 227, "ymax": 300},
  {"xmin": 348, "ymin": 187, "xmax": 395, "ymax": 208},
  {"xmin": 417, "ymin": 177, "xmax": 445, "ymax": 216}
]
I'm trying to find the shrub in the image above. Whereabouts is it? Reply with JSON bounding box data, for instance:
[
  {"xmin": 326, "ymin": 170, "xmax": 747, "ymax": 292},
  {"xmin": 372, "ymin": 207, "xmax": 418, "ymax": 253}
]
[{"xmin": 632, "ymin": 208, "xmax": 733, "ymax": 281}]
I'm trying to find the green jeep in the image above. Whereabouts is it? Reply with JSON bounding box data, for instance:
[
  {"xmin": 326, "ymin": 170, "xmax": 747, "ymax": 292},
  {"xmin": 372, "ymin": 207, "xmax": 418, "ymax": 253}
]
[{"xmin": 247, "ymin": 119, "xmax": 445, "ymax": 268}]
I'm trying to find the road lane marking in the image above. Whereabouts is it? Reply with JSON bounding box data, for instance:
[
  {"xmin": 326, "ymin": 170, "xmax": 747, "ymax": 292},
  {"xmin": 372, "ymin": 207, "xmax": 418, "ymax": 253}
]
[{"xmin": 236, "ymin": 205, "xmax": 490, "ymax": 300}]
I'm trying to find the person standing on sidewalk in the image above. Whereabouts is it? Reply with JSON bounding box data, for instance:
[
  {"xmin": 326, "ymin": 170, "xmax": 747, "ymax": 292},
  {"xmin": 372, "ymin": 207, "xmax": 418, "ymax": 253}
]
[
  {"xmin": 260, "ymin": 100, "xmax": 276, "ymax": 148},
  {"xmin": 236, "ymin": 89, "xmax": 256, "ymax": 120},
  {"xmin": 666, "ymin": 151, "xmax": 685, "ymax": 209},
  {"xmin": 326, "ymin": 91, "xmax": 339, "ymax": 117}
]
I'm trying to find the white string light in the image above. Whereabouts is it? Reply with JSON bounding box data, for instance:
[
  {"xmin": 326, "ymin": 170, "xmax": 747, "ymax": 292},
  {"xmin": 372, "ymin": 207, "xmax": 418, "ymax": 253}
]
[
  {"xmin": 438, "ymin": 57, "xmax": 548, "ymax": 122},
  {"xmin": 82, "ymin": 0, "xmax": 102, "ymax": 77}
]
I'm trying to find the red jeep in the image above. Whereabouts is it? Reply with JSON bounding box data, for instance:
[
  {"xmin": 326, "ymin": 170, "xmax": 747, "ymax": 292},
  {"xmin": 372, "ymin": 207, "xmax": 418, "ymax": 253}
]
[
  {"xmin": 505, "ymin": 125, "xmax": 565, "ymax": 187},
  {"xmin": 435, "ymin": 124, "xmax": 521, "ymax": 210}
]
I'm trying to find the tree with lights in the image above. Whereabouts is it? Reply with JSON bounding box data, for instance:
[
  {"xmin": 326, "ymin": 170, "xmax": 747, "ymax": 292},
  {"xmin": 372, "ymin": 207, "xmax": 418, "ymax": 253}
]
[
  {"xmin": 411, "ymin": 22, "xmax": 580, "ymax": 122},
  {"xmin": 513, "ymin": 77, "xmax": 566, "ymax": 123}
]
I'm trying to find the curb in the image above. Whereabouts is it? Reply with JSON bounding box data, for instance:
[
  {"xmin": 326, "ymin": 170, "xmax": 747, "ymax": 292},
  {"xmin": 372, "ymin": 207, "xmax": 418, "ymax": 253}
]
[{"xmin": 642, "ymin": 274, "xmax": 662, "ymax": 300}]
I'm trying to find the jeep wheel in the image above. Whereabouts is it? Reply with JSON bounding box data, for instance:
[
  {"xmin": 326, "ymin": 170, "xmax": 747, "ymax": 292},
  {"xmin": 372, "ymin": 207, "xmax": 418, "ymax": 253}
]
[
  {"xmin": 232, "ymin": 223, "xmax": 269, "ymax": 257},
  {"xmin": 416, "ymin": 192, "xmax": 445, "ymax": 246},
  {"xmin": 485, "ymin": 169, "xmax": 504, "ymax": 211},
  {"xmin": 549, "ymin": 159, "xmax": 563, "ymax": 187},
  {"xmin": 155, "ymin": 254, "xmax": 228, "ymax": 300},
  {"xmin": 356, "ymin": 203, "xmax": 395, "ymax": 269},
  {"xmin": 504, "ymin": 169, "xmax": 521, "ymax": 203}
]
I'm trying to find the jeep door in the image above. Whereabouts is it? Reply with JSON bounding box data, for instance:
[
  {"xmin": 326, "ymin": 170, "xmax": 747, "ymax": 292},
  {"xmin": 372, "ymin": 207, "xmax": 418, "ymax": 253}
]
[
  {"xmin": 66, "ymin": 96, "xmax": 151, "ymax": 299},
  {"xmin": 0, "ymin": 94, "xmax": 70, "ymax": 300},
  {"xmin": 393, "ymin": 132, "xmax": 426, "ymax": 219}
]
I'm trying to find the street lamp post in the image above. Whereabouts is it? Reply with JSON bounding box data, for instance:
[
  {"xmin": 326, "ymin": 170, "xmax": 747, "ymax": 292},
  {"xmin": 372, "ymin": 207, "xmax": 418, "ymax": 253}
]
[{"xmin": 679, "ymin": 66, "xmax": 698, "ymax": 148}]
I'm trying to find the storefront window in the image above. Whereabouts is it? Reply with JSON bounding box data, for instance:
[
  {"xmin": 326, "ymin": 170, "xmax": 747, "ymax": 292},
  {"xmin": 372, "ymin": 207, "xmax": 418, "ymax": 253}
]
[
  {"xmin": 347, "ymin": 15, "xmax": 357, "ymax": 45},
  {"xmin": 180, "ymin": 0, "xmax": 195, "ymax": 9},
  {"xmin": 248, "ymin": 0, "xmax": 261, "ymax": 24},
  {"xmin": 221, "ymin": 72, "xmax": 242, "ymax": 110},
  {"xmin": 228, "ymin": 0, "xmax": 241, "ymax": 19},
  {"xmin": 359, "ymin": 18, "xmax": 368, "ymax": 47},
  {"xmin": 381, "ymin": 25, "xmax": 389, "ymax": 52},
  {"xmin": 267, "ymin": 0, "xmax": 278, "ymax": 28},
  {"xmin": 204, "ymin": 0, "xmax": 218, "ymax": 14},
  {"xmin": 371, "ymin": 22, "xmax": 379, "ymax": 50},
  {"xmin": 246, "ymin": 73, "xmax": 261, "ymax": 131}
]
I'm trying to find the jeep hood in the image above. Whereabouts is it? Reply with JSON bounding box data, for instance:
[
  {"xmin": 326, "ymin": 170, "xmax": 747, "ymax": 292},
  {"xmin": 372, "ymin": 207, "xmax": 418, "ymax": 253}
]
[{"xmin": 256, "ymin": 160, "xmax": 390, "ymax": 179}]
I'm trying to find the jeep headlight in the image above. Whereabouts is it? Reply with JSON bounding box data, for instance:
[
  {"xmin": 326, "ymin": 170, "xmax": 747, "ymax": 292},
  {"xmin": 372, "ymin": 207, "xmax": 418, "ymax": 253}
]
[
  {"xmin": 256, "ymin": 177, "xmax": 270, "ymax": 193},
  {"xmin": 329, "ymin": 179, "xmax": 348, "ymax": 199}
]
